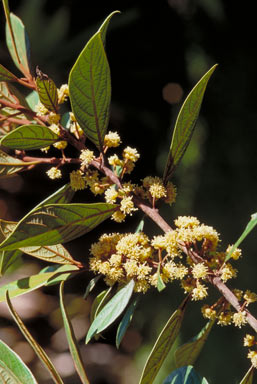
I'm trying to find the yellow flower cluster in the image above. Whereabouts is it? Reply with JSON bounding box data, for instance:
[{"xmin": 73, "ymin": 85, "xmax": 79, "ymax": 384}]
[
  {"xmin": 134, "ymin": 176, "xmax": 176, "ymax": 206},
  {"xmin": 46, "ymin": 167, "xmax": 62, "ymax": 180},
  {"xmin": 244, "ymin": 334, "xmax": 257, "ymax": 368},
  {"xmin": 104, "ymin": 131, "xmax": 121, "ymax": 148},
  {"xmin": 57, "ymin": 84, "xmax": 69, "ymax": 104},
  {"xmin": 89, "ymin": 216, "xmax": 225, "ymax": 297}
]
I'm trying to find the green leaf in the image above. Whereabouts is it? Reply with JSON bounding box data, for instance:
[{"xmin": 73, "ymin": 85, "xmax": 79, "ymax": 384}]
[
  {"xmin": 162, "ymin": 365, "xmax": 209, "ymax": 384},
  {"xmin": 116, "ymin": 296, "xmax": 139, "ymax": 348},
  {"xmin": 0, "ymin": 148, "xmax": 27, "ymax": 178},
  {"xmin": 139, "ymin": 303, "xmax": 186, "ymax": 384},
  {"xmin": 0, "ymin": 63, "xmax": 18, "ymax": 81},
  {"xmin": 5, "ymin": 291, "xmax": 64, "ymax": 384},
  {"xmin": 0, "ymin": 217, "xmax": 79, "ymax": 266},
  {"xmin": 239, "ymin": 366, "xmax": 255, "ymax": 384},
  {"xmin": 225, "ymin": 212, "xmax": 257, "ymax": 262},
  {"xmin": 157, "ymin": 263, "xmax": 166, "ymax": 292},
  {"xmin": 163, "ymin": 64, "xmax": 217, "ymax": 184},
  {"xmin": 5, "ymin": 12, "xmax": 31, "ymax": 76},
  {"xmin": 0, "ymin": 202, "xmax": 118, "ymax": 251},
  {"xmin": 0, "ymin": 339, "xmax": 38, "ymax": 384},
  {"xmin": 86, "ymin": 279, "xmax": 135, "ymax": 343},
  {"xmin": 59, "ymin": 282, "xmax": 90, "ymax": 384},
  {"xmin": 0, "ymin": 264, "xmax": 78, "ymax": 302},
  {"xmin": 135, "ymin": 217, "xmax": 145, "ymax": 233},
  {"xmin": 36, "ymin": 69, "xmax": 58, "ymax": 112},
  {"xmin": 83, "ymin": 275, "xmax": 102, "ymax": 299},
  {"xmin": 0, "ymin": 249, "xmax": 22, "ymax": 276},
  {"xmin": 69, "ymin": 11, "xmax": 119, "ymax": 150},
  {"xmin": 90, "ymin": 287, "xmax": 112, "ymax": 323},
  {"xmin": 175, "ymin": 319, "xmax": 215, "ymax": 368},
  {"xmin": 34, "ymin": 183, "xmax": 75, "ymax": 208},
  {"xmin": 0, "ymin": 124, "xmax": 60, "ymax": 150}
]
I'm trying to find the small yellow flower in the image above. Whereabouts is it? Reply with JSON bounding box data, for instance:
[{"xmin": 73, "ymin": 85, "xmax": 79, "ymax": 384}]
[
  {"xmin": 53, "ymin": 141, "xmax": 68, "ymax": 150},
  {"xmin": 232, "ymin": 311, "xmax": 247, "ymax": 328},
  {"xmin": 123, "ymin": 146, "xmax": 140, "ymax": 162},
  {"xmin": 46, "ymin": 167, "xmax": 62, "ymax": 180},
  {"xmin": 134, "ymin": 280, "xmax": 150, "ymax": 293},
  {"xmin": 48, "ymin": 112, "xmax": 61, "ymax": 125},
  {"xmin": 111, "ymin": 210, "xmax": 126, "ymax": 223},
  {"xmin": 220, "ymin": 263, "xmax": 237, "ymax": 282},
  {"xmin": 108, "ymin": 154, "xmax": 123, "ymax": 167},
  {"xmin": 175, "ymin": 216, "xmax": 200, "ymax": 229},
  {"xmin": 80, "ymin": 149, "xmax": 95, "ymax": 167},
  {"xmin": 120, "ymin": 196, "xmax": 138, "ymax": 215},
  {"xmin": 149, "ymin": 182, "xmax": 167, "ymax": 200},
  {"xmin": 226, "ymin": 245, "xmax": 242, "ymax": 260},
  {"xmin": 191, "ymin": 282, "xmax": 208, "ymax": 301},
  {"xmin": 244, "ymin": 334, "xmax": 255, "ymax": 347},
  {"xmin": 57, "ymin": 84, "xmax": 69, "ymax": 104},
  {"xmin": 201, "ymin": 305, "xmax": 217, "ymax": 320},
  {"xmin": 248, "ymin": 350, "xmax": 257, "ymax": 368},
  {"xmin": 105, "ymin": 186, "xmax": 118, "ymax": 204},
  {"xmin": 49, "ymin": 124, "xmax": 60, "ymax": 135},
  {"xmin": 104, "ymin": 131, "xmax": 121, "ymax": 147},
  {"xmin": 191, "ymin": 263, "xmax": 208, "ymax": 279},
  {"xmin": 217, "ymin": 311, "xmax": 233, "ymax": 326},
  {"xmin": 70, "ymin": 170, "xmax": 86, "ymax": 191},
  {"xmin": 70, "ymin": 122, "xmax": 84, "ymax": 138},
  {"xmin": 35, "ymin": 101, "xmax": 48, "ymax": 115},
  {"xmin": 244, "ymin": 290, "xmax": 257, "ymax": 306}
]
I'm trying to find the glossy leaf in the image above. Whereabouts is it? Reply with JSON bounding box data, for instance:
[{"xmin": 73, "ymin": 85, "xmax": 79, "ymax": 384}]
[
  {"xmin": 239, "ymin": 366, "xmax": 254, "ymax": 384},
  {"xmin": 0, "ymin": 148, "xmax": 27, "ymax": 178},
  {"xmin": 0, "ymin": 218, "xmax": 79, "ymax": 266},
  {"xmin": 36, "ymin": 72, "xmax": 58, "ymax": 112},
  {"xmin": 139, "ymin": 304, "xmax": 186, "ymax": 384},
  {"xmin": 0, "ymin": 264, "xmax": 78, "ymax": 302},
  {"xmin": 162, "ymin": 365, "xmax": 209, "ymax": 384},
  {"xmin": 34, "ymin": 183, "xmax": 75, "ymax": 208},
  {"xmin": 86, "ymin": 279, "xmax": 135, "ymax": 343},
  {"xmin": 116, "ymin": 296, "xmax": 139, "ymax": 348},
  {"xmin": 225, "ymin": 212, "xmax": 257, "ymax": 262},
  {"xmin": 0, "ymin": 124, "xmax": 60, "ymax": 150},
  {"xmin": 0, "ymin": 339, "xmax": 37, "ymax": 384},
  {"xmin": 0, "ymin": 63, "xmax": 18, "ymax": 81},
  {"xmin": 6, "ymin": 291, "xmax": 64, "ymax": 384},
  {"xmin": 163, "ymin": 64, "xmax": 217, "ymax": 183},
  {"xmin": 5, "ymin": 12, "xmax": 31, "ymax": 76},
  {"xmin": 175, "ymin": 319, "xmax": 215, "ymax": 368},
  {"xmin": 59, "ymin": 282, "xmax": 90, "ymax": 384},
  {"xmin": 83, "ymin": 275, "xmax": 102, "ymax": 299},
  {"xmin": 0, "ymin": 202, "xmax": 118, "ymax": 251},
  {"xmin": 69, "ymin": 11, "xmax": 119, "ymax": 150}
]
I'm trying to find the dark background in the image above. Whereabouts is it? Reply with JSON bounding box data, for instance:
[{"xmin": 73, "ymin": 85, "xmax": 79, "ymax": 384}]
[{"xmin": 1, "ymin": 0, "xmax": 257, "ymax": 383}]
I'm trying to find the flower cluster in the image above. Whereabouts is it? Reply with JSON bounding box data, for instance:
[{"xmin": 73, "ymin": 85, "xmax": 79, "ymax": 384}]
[{"xmin": 89, "ymin": 216, "xmax": 230, "ymax": 297}]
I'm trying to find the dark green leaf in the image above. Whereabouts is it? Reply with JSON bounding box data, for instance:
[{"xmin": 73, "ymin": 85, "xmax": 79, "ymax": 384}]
[
  {"xmin": 0, "ymin": 249, "xmax": 22, "ymax": 276},
  {"xmin": 5, "ymin": 291, "xmax": 64, "ymax": 384},
  {"xmin": 34, "ymin": 183, "xmax": 75, "ymax": 208},
  {"xmin": 239, "ymin": 366, "xmax": 254, "ymax": 384},
  {"xmin": 0, "ymin": 202, "xmax": 118, "ymax": 250},
  {"xmin": 0, "ymin": 339, "xmax": 38, "ymax": 384},
  {"xmin": 5, "ymin": 12, "xmax": 31, "ymax": 76},
  {"xmin": 175, "ymin": 319, "xmax": 215, "ymax": 368},
  {"xmin": 86, "ymin": 279, "xmax": 135, "ymax": 343},
  {"xmin": 116, "ymin": 296, "xmax": 139, "ymax": 348},
  {"xmin": 225, "ymin": 212, "xmax": 257, "ymax": 262},
  {"xmin": 83, "ymin": 275, "xmax": 102, "ymax": 299},
  {"xmin": 0, "ymin": 124, "xmax": 60, "ymax": 150},
  {"xmin": 163, "ymin": 65, "xmax": 217, "ymax": 183},
  {"xmin": 162, "ymin": 365, "xmax": 209, "ymax": 384},
  {"xmin": 59, "ymin": 282, "xmax": 90, "ymax": 384},
  {"xmin": 0, "ymin": 63, "xmax": 18, "ymax": 81},
  {"xmin": 0, "ymin": 217, "xmax": 79, "ymax": 266},
  {"xmin": 36, "ymin": 71, "xmax": 58, "ymax": 112},
  {"xmin": 0, "ymin": 264, "xmax": 78, "ymax": 302},
  {"xmin": 69, "ymin": 11, "xmax": 119, "ymax": 150},
  {"xmin": 139, "ymin": 304, "xmax": 186, "ymax": 384}
]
